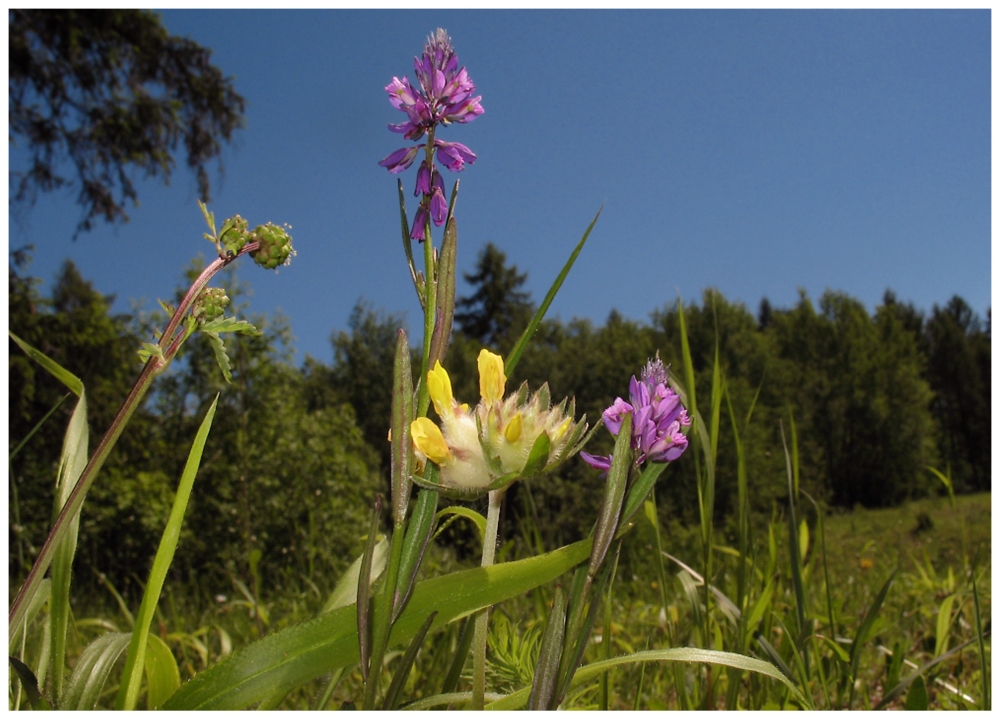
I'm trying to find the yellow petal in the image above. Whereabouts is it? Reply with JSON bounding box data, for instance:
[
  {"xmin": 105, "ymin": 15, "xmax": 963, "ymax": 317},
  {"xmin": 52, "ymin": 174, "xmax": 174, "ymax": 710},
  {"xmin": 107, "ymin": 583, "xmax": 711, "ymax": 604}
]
[
  {"xmin": 427, "ymin": 361, "xmax": 454, "ymax": 418},
  {"xmin": 411, "ymin": 417, "xmax": 452, "ymax": 466},
  {"xmin": 504, "ymin": 412, "xmax": 523, "ymax": 442},
  {"xmin": 478, "ymin": 349, "xmax": 506, "ymax": 404}
]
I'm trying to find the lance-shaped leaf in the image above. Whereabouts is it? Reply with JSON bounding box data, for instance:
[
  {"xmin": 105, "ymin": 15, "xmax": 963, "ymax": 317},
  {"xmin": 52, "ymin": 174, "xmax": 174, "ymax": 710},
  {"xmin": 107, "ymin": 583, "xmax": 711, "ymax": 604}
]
[
  {"xmin": 398, "ymin": 179, "xmax": 423, "ymax": 308},
  {"xmin": 116, "ymin": 396, "xmax": 218, "ymax": 710},
  {"xmin": 9, "ymin": 657, "xmax": 53, "ymax": 710},
  {"xmin": 527, "ymin": 585, "xmax": 567, "ymax": 710},
  {"xmin": 589, "ymin": 413, "xmax": 632, "ymax": 576},
  {"xmin": 428, "ymin": 216, "xmax": 457, "ymax": 368},
  {"xmin": 506, "ymin": 206, "xmax": 602, "ymax": 377},
  {"xmin": 392, "ymin": 488, "xmax": 438, "ymax": 622},
  {"xmin": 381, "ymin": 611, "xmax": 438, "ymax": 710},
  {"xmin": 163, "ymin": 538, "xmax": 593, "ymax": 709},
  {"xmin": 358, "ymin": 496, "xmax": 383, "ymax": 682},
  {"xmin": 391, "ymin": 328, "xmax": 415, "ymax": 525}
]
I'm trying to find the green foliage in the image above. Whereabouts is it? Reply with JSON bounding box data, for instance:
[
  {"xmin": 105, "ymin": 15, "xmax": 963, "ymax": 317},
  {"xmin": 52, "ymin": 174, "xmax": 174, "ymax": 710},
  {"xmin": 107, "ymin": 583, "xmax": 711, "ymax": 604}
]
[{"xmin": 9, "ymin": 9, "xmax": 245, "ymax": 235}]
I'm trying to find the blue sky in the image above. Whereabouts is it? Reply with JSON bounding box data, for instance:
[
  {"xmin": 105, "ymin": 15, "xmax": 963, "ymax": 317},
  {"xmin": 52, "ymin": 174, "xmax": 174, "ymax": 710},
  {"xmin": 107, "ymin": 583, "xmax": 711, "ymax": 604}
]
[{"xmin": 9, "ymin": 10, "xmax": 991, "ymax": 364}]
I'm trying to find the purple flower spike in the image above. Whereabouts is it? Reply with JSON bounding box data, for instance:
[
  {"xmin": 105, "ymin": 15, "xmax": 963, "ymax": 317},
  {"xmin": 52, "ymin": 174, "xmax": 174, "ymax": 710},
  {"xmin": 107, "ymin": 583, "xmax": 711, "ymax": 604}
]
[
  {"xmin": 380, "ymin": 29, "xmax": 483, "ymax": 242},
  {"xmin": 582, "ymin": 356, "xmax": 691, "ymax": 472}
]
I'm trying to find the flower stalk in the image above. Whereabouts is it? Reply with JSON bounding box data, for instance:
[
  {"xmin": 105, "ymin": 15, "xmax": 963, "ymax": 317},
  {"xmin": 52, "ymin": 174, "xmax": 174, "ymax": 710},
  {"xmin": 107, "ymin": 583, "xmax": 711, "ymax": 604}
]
[
  {"xmin": 472, "ymin": 488, "xmax": 504, "ymax": 709},
  {"xmin": 8, "ymin": 243, "xmax": 258, "ymax": 635}
]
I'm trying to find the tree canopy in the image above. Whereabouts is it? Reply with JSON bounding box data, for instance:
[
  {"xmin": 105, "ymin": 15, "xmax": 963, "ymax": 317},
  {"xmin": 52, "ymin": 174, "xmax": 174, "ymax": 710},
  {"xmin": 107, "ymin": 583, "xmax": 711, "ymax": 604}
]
[{"xmin": 9, "ymin": 9, "xmax": 245, "ymax": 236}]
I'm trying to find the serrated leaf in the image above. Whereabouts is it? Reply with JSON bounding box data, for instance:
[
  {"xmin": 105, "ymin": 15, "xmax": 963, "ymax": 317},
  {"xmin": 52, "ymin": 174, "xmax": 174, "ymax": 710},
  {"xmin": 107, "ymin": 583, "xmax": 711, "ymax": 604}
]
[
  {"xmin": 199, "ymin": 317, "xmax": 258, "ymax": 335},
  {"xmin": 204, "ymin": 332, "xmax": 232, "ymax": 384}
]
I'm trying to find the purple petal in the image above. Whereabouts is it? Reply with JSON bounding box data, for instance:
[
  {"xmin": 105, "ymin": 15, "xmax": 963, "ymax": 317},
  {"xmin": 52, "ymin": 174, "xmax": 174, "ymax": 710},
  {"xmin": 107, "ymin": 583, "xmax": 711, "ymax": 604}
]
[
  {"xmin": 581, "ymin": 452, "xmax": 612, "ymax": 471},
  {"xmin": 430, "ymin": 188, "xmax": 448, "ymax": 226}
]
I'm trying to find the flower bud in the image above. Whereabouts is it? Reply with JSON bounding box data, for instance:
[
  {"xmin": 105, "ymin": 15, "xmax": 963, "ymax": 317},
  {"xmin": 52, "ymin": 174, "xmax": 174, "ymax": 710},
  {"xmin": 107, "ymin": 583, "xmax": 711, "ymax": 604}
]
[
  {"xmin": 250, "ymin": 223, "xmax": 296, "ymax": 270},
  {"xmin": 192, "ymin": 287, "xmax": 230, "ymax": 324}
]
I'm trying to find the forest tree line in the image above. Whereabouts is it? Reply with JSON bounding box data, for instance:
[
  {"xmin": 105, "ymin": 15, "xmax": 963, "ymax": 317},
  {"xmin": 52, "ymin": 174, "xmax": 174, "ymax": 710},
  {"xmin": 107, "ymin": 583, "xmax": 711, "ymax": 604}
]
[{"xmin": 8, "ymin": 244, "xmax": 990, "ymax": 600}]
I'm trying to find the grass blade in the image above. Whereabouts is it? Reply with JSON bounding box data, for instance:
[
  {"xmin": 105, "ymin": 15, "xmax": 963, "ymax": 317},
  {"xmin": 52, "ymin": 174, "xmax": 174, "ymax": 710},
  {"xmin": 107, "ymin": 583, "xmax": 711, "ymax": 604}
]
[
  {"xmin": 528, "ymin": 585, "xmax": 567, "ymax": 710},
  {"xmin": 115, "ymin": 395, "xmax": 218, "ymax": 710},
  {"xmin": 505, "ymin": 205, "xmax": 601, "ymax": 377},
  {"xmin": 60, "ymin": 632, "xmax": 132, "ymax": 710},
  {"xmin": 486, "ymin": 646, "xmax": 812, "ymax": 710},
  {"xmin": 381, "ymin": 611, "xmax": 438, "ymax": 710},
  {"xmin": 9, "ymin": 656, "xmax": 54, "ymax": 710}
]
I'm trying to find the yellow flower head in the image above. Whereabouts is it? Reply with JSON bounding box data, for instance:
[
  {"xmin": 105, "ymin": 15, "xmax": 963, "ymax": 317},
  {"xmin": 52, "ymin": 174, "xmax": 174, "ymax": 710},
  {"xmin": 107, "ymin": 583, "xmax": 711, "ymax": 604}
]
[{"xmin": 410, "ymin": 351, "xmax": 587, "ymax": 495}]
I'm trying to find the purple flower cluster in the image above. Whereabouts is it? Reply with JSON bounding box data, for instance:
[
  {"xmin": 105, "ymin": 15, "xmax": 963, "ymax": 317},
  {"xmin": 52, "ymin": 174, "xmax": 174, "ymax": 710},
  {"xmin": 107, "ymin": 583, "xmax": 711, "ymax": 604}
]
[
  {"xmin": 581, "ymin": 358, "xmax": 691, "ymax": 471},
  {"xmin": 378, "ymin": 29, "xmax": 484, "ymax": 241}
]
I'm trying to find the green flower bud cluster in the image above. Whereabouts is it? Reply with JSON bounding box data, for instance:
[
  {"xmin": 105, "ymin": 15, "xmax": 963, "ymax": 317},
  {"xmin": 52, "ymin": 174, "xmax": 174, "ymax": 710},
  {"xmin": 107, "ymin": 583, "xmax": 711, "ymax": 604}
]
[
  {"xmin": 219, "ymin": 215, "xmax": 250, "ymax": 258},
  {"xmin": 192, "ymin": 287, "xmax": 230, "ymax": 325},
  {"xmin": 250, "ymin": 223, "xmax": 295, "ymax": 270}
]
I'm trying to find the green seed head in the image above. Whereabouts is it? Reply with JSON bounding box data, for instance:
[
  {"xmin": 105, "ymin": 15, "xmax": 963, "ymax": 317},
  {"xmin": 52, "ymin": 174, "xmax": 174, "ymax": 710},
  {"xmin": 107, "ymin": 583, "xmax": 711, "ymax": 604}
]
[{"xmin": 250, "ymin": 223, "xmax": 295, "ymax": 270}]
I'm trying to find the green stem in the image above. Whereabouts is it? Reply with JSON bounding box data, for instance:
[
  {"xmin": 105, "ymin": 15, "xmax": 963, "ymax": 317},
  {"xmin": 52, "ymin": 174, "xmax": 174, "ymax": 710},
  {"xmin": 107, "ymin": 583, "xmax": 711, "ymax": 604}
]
[
  {"xmin": 7, "ymin": 245, "xmax": 256, "ymax": 635},
  {"xmin": 416, "ymin": 131, "xmax": 437, "ymax": 419},
  {"xmin": 472, "ymin": 489, "xmax": 503, "ymax": 709}
]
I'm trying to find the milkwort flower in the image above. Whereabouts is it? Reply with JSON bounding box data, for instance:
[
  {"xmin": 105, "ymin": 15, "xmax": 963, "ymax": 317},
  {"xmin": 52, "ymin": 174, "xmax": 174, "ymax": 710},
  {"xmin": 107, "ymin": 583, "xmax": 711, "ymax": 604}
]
[
  {"xmin": 410, "ymin": 350, "xmax": 588, "ymax": 496},
  {"xmin": 581, "ymin": 357, "xmax": 691, "ymax": 471},
  {"xmin": 378, "ymin": 28, "xmax": 484, "ymax": 241}
]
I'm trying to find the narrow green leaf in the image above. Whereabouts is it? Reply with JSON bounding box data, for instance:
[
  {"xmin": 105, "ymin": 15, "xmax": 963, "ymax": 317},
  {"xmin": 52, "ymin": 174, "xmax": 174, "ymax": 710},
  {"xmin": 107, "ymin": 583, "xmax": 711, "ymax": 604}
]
[
  {"xmin": 487, "ymin": 646, "xmax": 811, "ymax": 710},
  {"xmin": 9, "ymin": 393, "xmax": 69, "ymax": 463},
  {"xmin": 49, "ymin": 383, "xmax": 88, "ymax": 697},
  {"xmin": 440, "ymin": 616, "xmax": 476, "ymax": 696},
  {"xmin": 144, "ymin": 634, "xmax": 181, "ymax": 709},
  {"xmin": 204, "ymin": 331, "xmax": 233, "ymax": 383},
  {"xmin": 398, "ymin": 179, "xmax": 424, "ymax": 308},
  {"xmin": 934, "ymin": 594, "xmax": 956, "ymax": 656},
  {"xmin": 9, "ymin": 656, "xmax": 54, "ymax": 710},
  {"xmin": 9, "ymin": 331, "xmax": 83, "ymax": 396},
  {"xmin": 163, "ymin": 538, "xmax": 593, "ymax": 709},
  {"xmin": 850, "ymin": 568, "xmax": 898, "ymax": 682},
  {"xmin": 393, "ymin": 489, "xmax": 438, "ymax": 621},
  {"xmin": 876, "ymin": 629, "xmax": 992, "ymax": 709},
  {"xmin": 391, "ymin": 329, "xmax": 415, "ymax": 524},
  {"xmin": 116, "ymin": 395, "xmax": 218, "ymax": 710},
  {"xmin": 357, "ymin": 497, "xmax": 383, "ymax": 682},
  {"xmin": 60, "ymin": 632, "xmax": 132, "ymax": 710},
  {"xmin": 972, "ymin": 568, "xmax": 989, "ymax": 710},
  {"xmin": 505, "ymin": 205, "xmax": 602, "ymax": 377},
  {"xmin": 434, "ymin": 505, "xmax": 487, "ymax": 542},
  {"xmin": 381, "ymin": 611, "xmax": 437, "ymax": 710},
  {"xmin": 589, "ymin": 414, "xmax": 632, "ymax": 576},
  {"xmin": 322, "ymin": 537, "xmax": 389, "ymax": 614},
  {"xmin": 528, "ymin": 585, "xmax": 567, "ymax": 710},
  {"xmin": 619, "ymin": 462, "xmax": 667, "ymax": 530},
  {"xmin": 904, "ymin": 675, "xmax": 928, "ymax": 710},
  {"xmin": 428, "ymin": 217, "xmax": 457, "ymax": 368}
]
